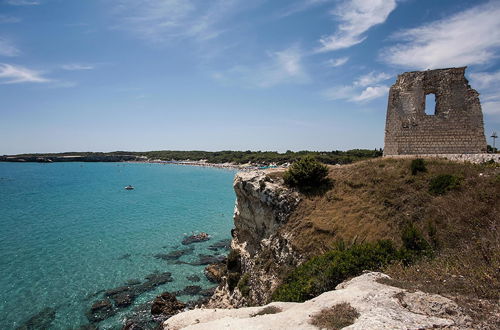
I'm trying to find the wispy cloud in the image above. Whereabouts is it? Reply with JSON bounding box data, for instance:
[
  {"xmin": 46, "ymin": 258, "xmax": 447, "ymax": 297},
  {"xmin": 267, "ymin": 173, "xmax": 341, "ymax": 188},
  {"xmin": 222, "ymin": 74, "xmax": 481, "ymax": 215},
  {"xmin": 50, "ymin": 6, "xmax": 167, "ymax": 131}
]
[
  {"xmin": 110, "ymin": 0, "xmax": 250, "ymax": 43},
  {"xmin": 469, "ymin": 70, "xmax": 500, "ymax": 117},
  {"xmin": 354, "ymin": 71, "xmax": 391, "ymax": 87},
  {"xmin": 61, "ymin": 63, "xmax": 94, "ymax": 71},
  {"xmin": 322, "ymin": 71, "xmax": 391, "ymax": 103},
  {"xmin": 212, "ymin": 45, "xmax": 310, "ymax": 88},
  {"xmin": 317, "ymin": 0, "xmax": 397, "ymax": 52},
  {"xmin": 381, "ymin": 1, "xmax": 500, "ymax": 69},
  {"xmin": 326, "ymin": 56, "xmax": 349, "ymax": 67},
  {"xmin": 5, "ymin": 0, "xmax": 40, "ymax": 5},
  {"xmin": 0, "ymin": 15, "xmax": 21, "ymax": 24},
  {"xmin": 0, "ymin": 63, "xmax": 50, "ymax": 84},
  {"xmin": 0, "ymin": 37, "xmax": 20, "ymax": 57},
  {"xmin": 351, "ymin": 85, "xmax": 389, "ymax": 102},
  {"xmin": 278, "ymin": 0, "xmax": 332, "ymax": 18}
]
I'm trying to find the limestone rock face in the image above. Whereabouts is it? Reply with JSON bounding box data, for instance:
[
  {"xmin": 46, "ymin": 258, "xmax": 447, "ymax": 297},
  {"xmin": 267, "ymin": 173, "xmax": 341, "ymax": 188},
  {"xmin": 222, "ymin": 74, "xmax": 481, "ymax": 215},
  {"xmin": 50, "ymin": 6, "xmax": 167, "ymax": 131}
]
[
  {"xmin": 384, "ymin": 67, "xmax": 487, "ymax": 155},
  {"xmin": 163, "ymin": 272, "xmax": 470, "ymax": 330},
  {"xmin": 206, "ymin": 170, "xmax": 301, "ymax": 308}
]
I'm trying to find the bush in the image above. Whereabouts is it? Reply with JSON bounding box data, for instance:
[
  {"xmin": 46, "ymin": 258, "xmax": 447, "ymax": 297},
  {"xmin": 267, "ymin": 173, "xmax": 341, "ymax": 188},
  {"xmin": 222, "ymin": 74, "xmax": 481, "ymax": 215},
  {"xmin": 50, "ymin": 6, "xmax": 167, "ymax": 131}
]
[
  {"xmin": 429, "ymin": 174, "xmax": 461, "ymax": 195},
  {"xmin": 410, "ymin": 158, "xmax": 427, "ymax": 175},
  {"xmin": 271, "ymin": 240, "xmax": 398, "ymax": 302},
  {"xmin": 399, "ymin": 223, "xmax": 432, "ymax": 264},
  {"xmin": 283, "ymin": 156, "xmax": 329, "ymax": 192},
  {"xmin": 237, "ymin": 273, "xmax": 251, "ymax": 297}
]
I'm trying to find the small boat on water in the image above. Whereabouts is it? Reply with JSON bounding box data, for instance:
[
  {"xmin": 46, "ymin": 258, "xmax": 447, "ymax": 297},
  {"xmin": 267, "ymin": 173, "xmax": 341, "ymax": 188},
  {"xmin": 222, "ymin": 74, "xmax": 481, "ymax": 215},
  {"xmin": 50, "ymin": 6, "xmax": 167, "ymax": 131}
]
[{"xmin": 124, "ymin": 185, "xmax": 134, "ymax": 190}]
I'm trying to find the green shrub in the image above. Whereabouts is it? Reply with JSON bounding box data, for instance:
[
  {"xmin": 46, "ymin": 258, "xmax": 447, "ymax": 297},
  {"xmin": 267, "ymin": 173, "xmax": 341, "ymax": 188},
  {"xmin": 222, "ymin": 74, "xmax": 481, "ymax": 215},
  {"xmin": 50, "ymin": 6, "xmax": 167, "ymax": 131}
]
[
  {"xmin": 399, "ymin": 223, "xmax": 432, "ymax": 265},
  {"xmin": 237, "ymin": 273, "xmax": 251, "ymax": 297},
  {"xmin": 401, "ymin": 223, "xmax": 432, "ymax": 253},
  {"xmin": 429, "ymin": 174, "xmax": 462, "ymax": 195},
  {"xmin": 271, "ymin": 240, "xmax": 398, "ymax": 302},
  {"xmin": 410, "ymin": 158, "xmax": 427, "ymax": 175},
  {"xmin": 283, "ymin": 156, "xmax": 329, "ymax": 192}
]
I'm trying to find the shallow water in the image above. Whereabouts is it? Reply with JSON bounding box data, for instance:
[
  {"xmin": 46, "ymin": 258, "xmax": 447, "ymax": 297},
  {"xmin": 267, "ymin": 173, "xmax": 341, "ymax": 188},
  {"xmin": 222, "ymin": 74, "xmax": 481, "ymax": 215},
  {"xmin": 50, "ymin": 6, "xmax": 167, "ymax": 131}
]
[{"xmin": 0, "ymin": 162, "xmax": 236, "ymax": 329}]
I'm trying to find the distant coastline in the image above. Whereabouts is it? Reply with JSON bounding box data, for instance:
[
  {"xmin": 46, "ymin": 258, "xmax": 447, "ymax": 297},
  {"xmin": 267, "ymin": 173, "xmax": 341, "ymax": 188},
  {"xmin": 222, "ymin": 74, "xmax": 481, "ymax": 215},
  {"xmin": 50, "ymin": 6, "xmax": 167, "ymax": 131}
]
[{"xmin": 0, "ymin": 149, "xmax": 383, "ymax": 167}]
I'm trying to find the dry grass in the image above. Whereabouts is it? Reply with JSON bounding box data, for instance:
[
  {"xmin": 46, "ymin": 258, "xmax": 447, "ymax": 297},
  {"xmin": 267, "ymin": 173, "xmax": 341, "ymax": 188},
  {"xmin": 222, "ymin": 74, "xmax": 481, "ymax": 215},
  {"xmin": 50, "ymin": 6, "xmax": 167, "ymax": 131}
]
[
  {"xmin": 250, "ymin": 306, "xmax": 282, "ymax": 317},
  {"xmin": 272, "ymin": 157, "xmax": 499, "ymax": 326},
  {"xmin": 280, "ymin": 158, "xmax": 499, "ymax": 256},
  {"xmin": 310, "ymin": 303, "xmax": 359, "ymax": 330}
]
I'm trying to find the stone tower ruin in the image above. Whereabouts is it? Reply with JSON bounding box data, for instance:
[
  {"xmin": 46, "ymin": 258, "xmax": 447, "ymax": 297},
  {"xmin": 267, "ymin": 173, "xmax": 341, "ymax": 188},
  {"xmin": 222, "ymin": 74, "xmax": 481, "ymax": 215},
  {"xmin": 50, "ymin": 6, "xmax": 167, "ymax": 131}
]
[{"xmin": 384, "ymin": 67, "xmax": 487, "ymax": 155}]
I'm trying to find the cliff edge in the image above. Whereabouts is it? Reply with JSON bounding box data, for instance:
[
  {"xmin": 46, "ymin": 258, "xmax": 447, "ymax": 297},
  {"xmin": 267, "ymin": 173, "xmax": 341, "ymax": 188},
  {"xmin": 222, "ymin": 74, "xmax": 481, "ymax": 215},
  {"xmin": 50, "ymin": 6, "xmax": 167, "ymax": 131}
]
[{"xmin": 164, "ymin": 272, "xmax": 469, "ymax": 329}]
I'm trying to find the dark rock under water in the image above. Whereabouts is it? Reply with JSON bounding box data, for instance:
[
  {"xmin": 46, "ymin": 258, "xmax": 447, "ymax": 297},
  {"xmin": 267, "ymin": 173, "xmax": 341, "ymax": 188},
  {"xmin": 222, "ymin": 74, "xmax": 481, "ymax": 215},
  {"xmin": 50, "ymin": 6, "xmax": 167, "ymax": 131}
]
[{"xmin": 16, "ymin": 307, "xmax": 56, "ymax": 330}]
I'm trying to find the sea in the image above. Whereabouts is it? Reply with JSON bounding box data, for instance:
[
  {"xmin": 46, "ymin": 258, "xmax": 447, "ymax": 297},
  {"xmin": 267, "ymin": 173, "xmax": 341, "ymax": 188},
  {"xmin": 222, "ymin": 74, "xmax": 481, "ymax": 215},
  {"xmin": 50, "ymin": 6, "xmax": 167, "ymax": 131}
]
[{"xmin": 0, "ymin": 162, "xmax": 237, "ymax": 329}]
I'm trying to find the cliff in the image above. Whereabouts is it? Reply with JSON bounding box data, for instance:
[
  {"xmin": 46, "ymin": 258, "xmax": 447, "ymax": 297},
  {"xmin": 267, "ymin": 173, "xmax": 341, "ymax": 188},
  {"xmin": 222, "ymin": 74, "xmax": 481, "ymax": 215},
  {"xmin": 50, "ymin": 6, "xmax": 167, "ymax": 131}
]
[
  {"xmin": 170, "ymin": 157, "xmax": 499, "ymax": 328},
  {"xmin": 207, "ymin": 169, "xmax": 301, "ymax": 307}
]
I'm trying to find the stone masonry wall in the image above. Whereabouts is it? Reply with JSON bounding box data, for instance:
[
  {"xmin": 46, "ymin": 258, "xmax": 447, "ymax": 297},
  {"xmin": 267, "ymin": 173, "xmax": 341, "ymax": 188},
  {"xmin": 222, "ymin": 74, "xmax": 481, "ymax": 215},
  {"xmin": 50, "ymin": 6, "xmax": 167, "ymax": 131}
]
[{"xmin": 384, "ymin": 67, "xmax": 487, "ymax": 155}]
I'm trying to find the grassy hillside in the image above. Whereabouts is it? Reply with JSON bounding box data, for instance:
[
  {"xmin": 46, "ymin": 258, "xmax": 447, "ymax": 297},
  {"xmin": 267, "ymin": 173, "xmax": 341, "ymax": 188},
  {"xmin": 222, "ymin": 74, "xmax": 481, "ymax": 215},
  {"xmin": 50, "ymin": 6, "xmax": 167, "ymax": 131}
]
[{"xmin": 272, "ymin": 157, "xmax": 499, "ymax": 326}]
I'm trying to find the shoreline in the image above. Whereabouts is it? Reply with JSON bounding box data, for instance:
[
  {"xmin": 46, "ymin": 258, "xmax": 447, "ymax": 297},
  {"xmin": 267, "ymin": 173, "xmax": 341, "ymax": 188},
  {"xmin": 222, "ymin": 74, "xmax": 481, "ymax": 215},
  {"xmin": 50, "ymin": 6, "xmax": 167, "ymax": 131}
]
[{"xmin": 126, "ymin": 160, "xmax": 282, "ymax": 172}]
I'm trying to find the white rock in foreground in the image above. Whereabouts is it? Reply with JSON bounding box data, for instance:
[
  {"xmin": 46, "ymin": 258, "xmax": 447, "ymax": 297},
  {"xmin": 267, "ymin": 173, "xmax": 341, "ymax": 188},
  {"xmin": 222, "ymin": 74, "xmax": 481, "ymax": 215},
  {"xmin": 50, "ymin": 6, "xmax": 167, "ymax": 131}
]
[{"xmin": 164, "ymin": 272, "xmax": 468, "ymax": 329}]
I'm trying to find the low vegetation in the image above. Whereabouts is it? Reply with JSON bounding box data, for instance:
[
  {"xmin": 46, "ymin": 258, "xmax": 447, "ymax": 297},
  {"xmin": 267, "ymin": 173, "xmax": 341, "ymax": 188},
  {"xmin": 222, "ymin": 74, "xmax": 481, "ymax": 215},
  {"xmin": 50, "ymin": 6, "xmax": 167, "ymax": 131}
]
[
  {"xmin": 250, "ymin": 306, "xmax": 282, "ymax": 317},
  {"xmin": 283, "ymin": 156, "xmax": 329, "ymax": 192},
  {"xmin": 272, "ymin": 228, "xmax": 432, "ymax": 303},
  {"xmin": 310, "ymin": 303, "xmax": 359, "ymax": 330},
  {"xmin": 237, "ymin": 273, "xmax": 251, "ymax": 297},
  {"xmin": 428, "ymin": 174, "xmax": 462, "ymax": 195},
  {"xmin": 410, "ymin": 158, "xmax": 427, "ymax": 175}
]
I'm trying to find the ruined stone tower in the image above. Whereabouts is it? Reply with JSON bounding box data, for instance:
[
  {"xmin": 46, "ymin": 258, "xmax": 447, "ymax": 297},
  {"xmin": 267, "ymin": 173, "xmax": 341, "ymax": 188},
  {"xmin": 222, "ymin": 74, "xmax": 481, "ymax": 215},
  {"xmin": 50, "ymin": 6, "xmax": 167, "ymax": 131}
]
[{"xmin": 384, "ymin": 67, "xmax": 487, "ymax": 155}]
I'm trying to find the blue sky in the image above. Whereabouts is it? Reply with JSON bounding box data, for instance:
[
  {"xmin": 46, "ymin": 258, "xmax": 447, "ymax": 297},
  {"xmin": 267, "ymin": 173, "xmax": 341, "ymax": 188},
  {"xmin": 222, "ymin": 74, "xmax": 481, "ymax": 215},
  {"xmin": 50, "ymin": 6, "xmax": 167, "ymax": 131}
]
[{"xmin": 1, "ymin": 0, "xmax": 500, "ymax": 154}]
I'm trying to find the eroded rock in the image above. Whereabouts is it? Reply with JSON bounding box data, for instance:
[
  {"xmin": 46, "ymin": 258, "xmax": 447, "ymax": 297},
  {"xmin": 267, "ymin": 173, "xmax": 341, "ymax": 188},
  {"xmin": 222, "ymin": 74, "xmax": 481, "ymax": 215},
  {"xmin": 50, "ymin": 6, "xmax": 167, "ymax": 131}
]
[
  {"xmin": 163, "ymin": 272, "xmax": 470, "ymax": 330},
  {"xmin": 151, "ymin": 292, "xmax": 186, "ymax": 316}
]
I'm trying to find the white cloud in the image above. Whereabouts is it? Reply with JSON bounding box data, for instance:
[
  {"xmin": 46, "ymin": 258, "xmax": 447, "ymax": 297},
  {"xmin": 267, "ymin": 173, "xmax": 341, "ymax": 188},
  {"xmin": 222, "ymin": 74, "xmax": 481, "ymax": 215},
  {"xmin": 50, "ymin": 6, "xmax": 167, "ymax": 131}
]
[
  {"xmin": 61, "ymin": 64, "xmax": 94, "ymax": 71},
  {"xmin": 354, "ymin": 71, "xmax": 391, "ymax": 87},
  {"xmin": 317, "ymin": 0, "xmax": 397, "ymax": 52},
  {"xmin": 0, "ymin": 38, "xmax": 20, "ymax": 57},
  {"xmin": 469, "ymin": 70, "xmax": 500, "ymax": 118},
  {"xmin": 482, "ymin": 101, "xmax": 500, "ymax": 115},
  {"xmin": 381, "ymin": 1, "xmax": 500, "ymax": 69},
  {"xmin": 351, "ymin": 85, "xmax": 389, "ymax": 102},
  {"xmin": 326, "ymin": 56, "xmax": 349, "ymax": 67},
  {"xmin": 0, "ymin": 15, "xmax": 21, "ymax": 24},
  {"xmin": 5, "ymin": 0, "xmax": 40, "ymax": 5},
  {"xmin": 213, "ymin": 45, "xmax": 310, "ymax": 88},
  {"xmin": 322, "ymin": 71, "xmax": 391, "ymax": 103},
  {"xmin": 469, "ymin": 70, "xmax": 500, "ymax": 90},
  {"xmin": 0, "ymin": 63, "xmax": 50, "ymax": 84}
]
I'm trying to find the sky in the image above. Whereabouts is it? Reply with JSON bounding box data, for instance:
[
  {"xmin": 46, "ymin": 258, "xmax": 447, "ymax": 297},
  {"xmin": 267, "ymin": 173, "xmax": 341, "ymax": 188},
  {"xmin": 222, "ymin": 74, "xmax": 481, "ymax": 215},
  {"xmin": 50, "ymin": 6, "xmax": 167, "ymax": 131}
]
[{"xmin": 1, "ymin": 0, "xmax": 500, "ymax": 154}]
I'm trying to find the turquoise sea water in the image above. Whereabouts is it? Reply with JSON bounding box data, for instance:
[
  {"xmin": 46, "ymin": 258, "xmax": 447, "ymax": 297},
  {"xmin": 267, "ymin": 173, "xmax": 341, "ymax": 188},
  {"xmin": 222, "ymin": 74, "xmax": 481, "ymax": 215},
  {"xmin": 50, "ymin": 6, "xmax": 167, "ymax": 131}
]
[{"xmin": 0, "ymin": 162, "xmax": 236, "ymax": 329}]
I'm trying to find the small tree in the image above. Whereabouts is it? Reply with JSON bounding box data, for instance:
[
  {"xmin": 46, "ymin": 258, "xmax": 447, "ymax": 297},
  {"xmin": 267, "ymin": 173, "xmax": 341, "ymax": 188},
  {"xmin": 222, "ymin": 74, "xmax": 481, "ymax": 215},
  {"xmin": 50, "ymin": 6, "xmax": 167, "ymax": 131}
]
[
  {"xmin": 410, "ymin": 158, "xmax": 427, "ymax": 175},
  {"xmin": 283, "ymin": 156, "xmax": 329, "ymax": 192}
]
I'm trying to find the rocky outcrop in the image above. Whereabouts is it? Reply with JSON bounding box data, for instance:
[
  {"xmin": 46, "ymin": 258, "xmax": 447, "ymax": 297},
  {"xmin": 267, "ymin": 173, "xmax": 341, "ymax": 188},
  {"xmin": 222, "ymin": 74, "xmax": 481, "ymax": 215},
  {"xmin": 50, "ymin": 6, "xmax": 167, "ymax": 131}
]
[
  {"xmin": 151, "ymin": 292, "xmax": 186, "ymax": 316},
  {"xmin": 164, "ymin": 272, "xmax": 470, "ymax": 330},
  {"xmin": 206, "ymin": 170, "xmax": 301, "ymax": 307}
]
